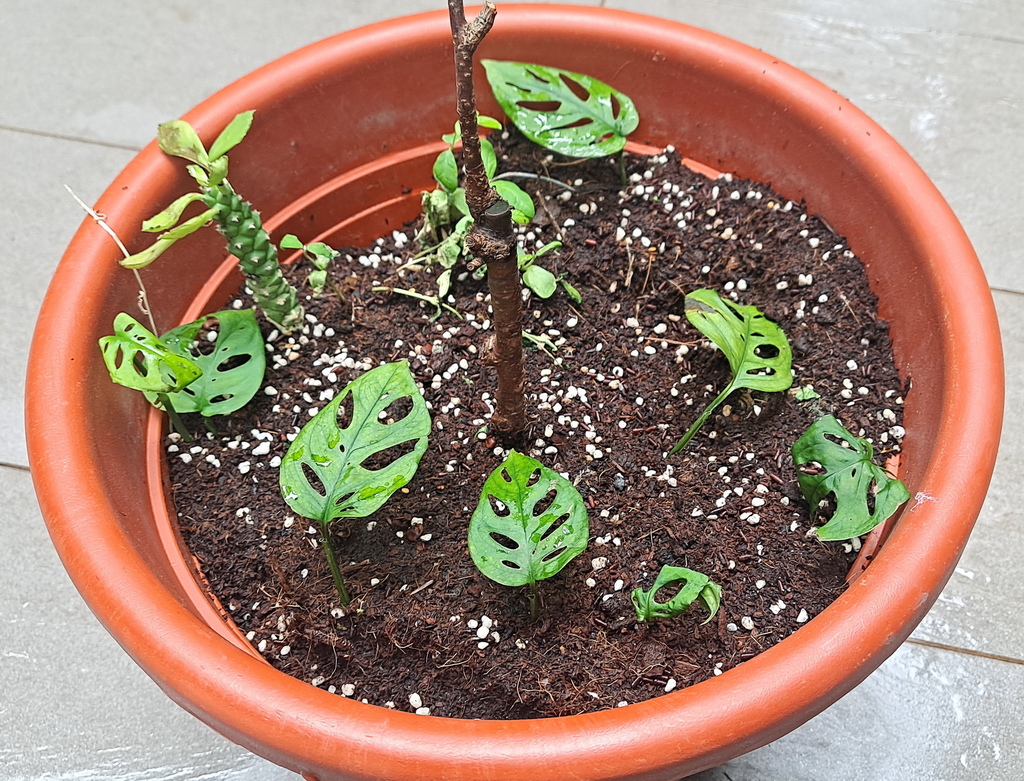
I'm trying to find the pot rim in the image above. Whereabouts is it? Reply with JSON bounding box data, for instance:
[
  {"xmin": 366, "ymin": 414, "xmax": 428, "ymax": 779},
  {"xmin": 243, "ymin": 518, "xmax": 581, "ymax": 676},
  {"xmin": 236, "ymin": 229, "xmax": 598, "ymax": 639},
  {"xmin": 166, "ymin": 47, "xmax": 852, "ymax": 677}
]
[{"xmin": 27, "ymin": 6, "xmax": 1003, "ymax": 780}]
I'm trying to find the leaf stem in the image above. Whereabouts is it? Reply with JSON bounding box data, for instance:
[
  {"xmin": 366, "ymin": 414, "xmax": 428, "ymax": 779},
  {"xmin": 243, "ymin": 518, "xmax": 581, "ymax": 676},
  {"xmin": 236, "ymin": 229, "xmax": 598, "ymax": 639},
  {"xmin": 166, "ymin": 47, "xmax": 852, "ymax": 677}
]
[
  {"xmin": 668, "ymin": 381, "xmax": 736, "ymax": 455},
  {"xmin": 528, "ymin": 580, "xmax": 538, "ymax": 622},
  {"xmin": 320, "ymin": 523, "xmax": 351, "ymax": 607},
  {"xmin": 157, "ymin": 394, "xmax": 193, "ymax": 442}
]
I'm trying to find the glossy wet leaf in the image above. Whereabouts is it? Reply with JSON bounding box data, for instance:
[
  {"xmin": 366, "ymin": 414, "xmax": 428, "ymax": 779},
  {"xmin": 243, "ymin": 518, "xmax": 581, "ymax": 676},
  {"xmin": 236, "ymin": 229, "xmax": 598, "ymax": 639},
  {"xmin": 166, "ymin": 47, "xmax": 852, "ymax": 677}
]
[
  {"xmin": 685, "ymin": 289, "xmax": 792, "ymax": 391},
  {"xmin": 483, "ymin": 60, "xmax": 639, "ymax": 158},
  {"xmin": 98, "ymin": 313, "xmax": 201, "ymax": 394},
  {"xmin": 279, "ymin": 361, "xmax": 430, "ymax": 525},
  {"xmin": 670, "ymin": 290, "xmax": 792, "ymax": 453},
  {"xmin": 792, "ymin": 415, "xmax": 910, "ymax": 541},
  {"xmin": 208, "ymin": 110, "xmax": 254, "ymax": 162},
  {"xmin": 631, "ymin": 566, "xmax": 721, "ymax": 624},
  {"xmin": 144, "ymin": 310, "xmax": 265, "ymax": 417},
  {"xmin": 468, "ymin": 450, "xmax": 589, "ymax": 588}
]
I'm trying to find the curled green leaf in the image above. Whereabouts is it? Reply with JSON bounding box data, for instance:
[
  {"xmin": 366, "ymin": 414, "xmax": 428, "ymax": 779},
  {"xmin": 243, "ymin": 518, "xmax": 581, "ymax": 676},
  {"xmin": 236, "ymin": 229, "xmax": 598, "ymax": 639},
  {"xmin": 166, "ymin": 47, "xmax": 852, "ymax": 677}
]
[
  {"xmin": 142, "ymin": 193, "xmax": 206, "ymax": 233},
  {"xmin": 483, "ymin": 60, "xmax": 639, "ymax": 158},
  {"xmin": 792, "ymin": 415, "xmax": 910, "ymax": 541},
  {"xmin": 468, "ymin": 450, "xmax": 589, "ymax": 591},
  {"xmin": 144, "ymin": 310, "xmax": 265, "ymax": 417},
  {"xmin": 670, "ymin": 290, "xmax": 793, "ymax": 454},
  {"xmin": 631, "ymin": 566, "xmax": 721, "ymax": 624},
  {"xmin": 98, "ymin": 313, "xmax": 201, "ymax": 394},
  {"xmin": 120, "ymin": 236, "xmax": 176, "ymax": 270},
  {"xmin": 159, "ymin": 207, "xmax": 217, "ymax": 241},
  {"xmin": 157, "ymin": 120, "xmax": 208, "ymax": 166}
]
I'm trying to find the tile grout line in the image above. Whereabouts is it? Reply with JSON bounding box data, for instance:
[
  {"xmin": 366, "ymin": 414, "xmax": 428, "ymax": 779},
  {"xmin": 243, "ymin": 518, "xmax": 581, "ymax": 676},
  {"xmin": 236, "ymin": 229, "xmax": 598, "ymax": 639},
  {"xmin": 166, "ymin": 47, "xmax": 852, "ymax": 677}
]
[
  {"xmin": 907, "ymin": 637, "xmax": 1024, "ymax": 667},
  {"xmin": 0, "ymin": 462, "xmax": 31, "ymax": 473},
  {"xmin": 0, "ymin": 123, "xmax": 142, "ymax": 153},
  {"xmin": 991, "ymin": 285, "xmax": 1024, "ymax": 299}
]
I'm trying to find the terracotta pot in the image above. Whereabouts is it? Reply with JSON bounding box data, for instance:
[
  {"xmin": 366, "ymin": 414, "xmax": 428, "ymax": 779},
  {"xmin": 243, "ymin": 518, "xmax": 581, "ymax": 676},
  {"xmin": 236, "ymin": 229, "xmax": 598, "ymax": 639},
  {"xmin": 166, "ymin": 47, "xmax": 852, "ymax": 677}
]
[{"xmin": 27, "ymin": 6, "xmax": 1002, "ymax": 780}]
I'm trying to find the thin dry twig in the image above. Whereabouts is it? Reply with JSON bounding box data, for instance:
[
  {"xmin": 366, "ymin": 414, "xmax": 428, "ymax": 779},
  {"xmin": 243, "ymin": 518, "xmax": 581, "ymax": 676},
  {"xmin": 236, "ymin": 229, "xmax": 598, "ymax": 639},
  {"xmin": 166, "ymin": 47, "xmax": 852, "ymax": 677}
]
[{"xmin": 65, "ymin": 184, "xmax": 158, "ymax": 333}]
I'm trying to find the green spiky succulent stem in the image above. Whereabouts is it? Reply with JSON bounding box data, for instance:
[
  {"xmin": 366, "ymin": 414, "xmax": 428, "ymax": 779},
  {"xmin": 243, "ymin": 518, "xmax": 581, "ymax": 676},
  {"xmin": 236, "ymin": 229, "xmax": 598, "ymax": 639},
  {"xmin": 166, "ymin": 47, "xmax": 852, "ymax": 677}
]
[{"xmin": 202, "ymin": 182, "xmax": 304, "ymax": 333}]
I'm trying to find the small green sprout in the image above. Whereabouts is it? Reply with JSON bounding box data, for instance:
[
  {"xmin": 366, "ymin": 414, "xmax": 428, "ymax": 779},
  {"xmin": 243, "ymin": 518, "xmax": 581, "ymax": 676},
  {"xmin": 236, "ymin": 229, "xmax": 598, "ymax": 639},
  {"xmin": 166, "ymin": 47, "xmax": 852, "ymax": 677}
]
[
  {"xmin": 792, "ymin": 415, "xmax": 910, "ymax": 541},
  {"xmin": 522, "ymin": 330, "xmax": 559, "ymax": 356},
  {"xmin": 419, "ymin": 116, "xmax": 535, "ymax": 248},
  {"xmin": 98, "ymin": 313, "xmax": 201, "ymax": 440},
  {"xmin": 631, "ymin": 566, "xmax": 721, "ymax": 624},
  {"xmin": 794, "ymin": 384, "xmax": 821, "ymax": 401},
  {"xmin": 669, "ymin": 290, "xmax": 793, "ymax": 454},
  {"xmin": 124, "ymin": 111, "xmax": 304, "ymax": 332},
  {"xmin": 279, "ymin": 362, "xmax": 431, "ymax": 606},
  {"xmin": 468, "ymin": 450, "xmax": 589, "ymax": 619},
  {"xmin": 372, "ymin": 285, "xmax": 462, "ymax": 320},
  {"xmin": 416, "ymin": 116, "xmax": 536, "ymax": 304},
  {"xmin": 517, "ymin": 241, "xmax": 580, "ymax": 303},
  {"xmin": 142, "ymin": 310, "xmax": 265, "ymax": 420},
  {"xmin": 280, "ymin": 234, "xmax": 340, "ymax": 296}
]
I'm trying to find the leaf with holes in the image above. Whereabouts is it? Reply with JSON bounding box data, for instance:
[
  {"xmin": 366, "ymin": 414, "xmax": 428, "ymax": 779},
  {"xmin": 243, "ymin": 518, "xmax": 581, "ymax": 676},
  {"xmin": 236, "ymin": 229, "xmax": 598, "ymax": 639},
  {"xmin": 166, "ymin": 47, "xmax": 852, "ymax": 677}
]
[
  {"xmin": 483, "ymin": 60, "xmax": 639, "ymax": 158},
  {"xmin": 670, "ymin": 290, "xmax": 793, "ymax": 453},
  {"xmin": 631, "ymin": 566, "xmax": 722, "ymax": 624},
  {"xmin": 468, "ymin": 450, "xmax": 589, "ymax": 589},
  {"xmin": 143, "ymin": 310, "xmax": 265, "ymax": 417},
  {"xmin": 792, "ymin": 415, "xmax": 910, "ymax": 541},
  {"xmin": 98, "ymin": 313, "xmax": 201, "ymax": 394},
  {"xmin": 279, "ymin": 361, "xmax": 430, "ymax": 525}
]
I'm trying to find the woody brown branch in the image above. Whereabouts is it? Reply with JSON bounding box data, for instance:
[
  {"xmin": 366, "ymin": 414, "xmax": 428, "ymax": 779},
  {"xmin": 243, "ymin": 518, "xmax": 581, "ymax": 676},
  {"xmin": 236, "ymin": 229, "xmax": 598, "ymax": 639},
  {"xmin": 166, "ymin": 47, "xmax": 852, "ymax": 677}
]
[{"xmin": 448, "ymin": 0, "xmax": 526, "ymax": 437}]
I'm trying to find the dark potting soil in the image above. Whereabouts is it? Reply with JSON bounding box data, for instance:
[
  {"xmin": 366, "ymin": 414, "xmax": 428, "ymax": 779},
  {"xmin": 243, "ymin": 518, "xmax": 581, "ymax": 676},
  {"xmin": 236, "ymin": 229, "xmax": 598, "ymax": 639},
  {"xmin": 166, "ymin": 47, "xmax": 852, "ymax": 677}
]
[{"xmin": 168, "ymin": 131, "xmax": 906, "ymax": 720}]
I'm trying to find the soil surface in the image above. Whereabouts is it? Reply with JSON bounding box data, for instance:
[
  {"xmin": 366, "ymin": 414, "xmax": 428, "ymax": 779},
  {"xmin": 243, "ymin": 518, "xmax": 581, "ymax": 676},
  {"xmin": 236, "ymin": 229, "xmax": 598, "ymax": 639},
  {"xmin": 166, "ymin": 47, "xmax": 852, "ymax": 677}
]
[{"xmin": 169, "ymin": 130, "xmax": 906, "ymax": 720}]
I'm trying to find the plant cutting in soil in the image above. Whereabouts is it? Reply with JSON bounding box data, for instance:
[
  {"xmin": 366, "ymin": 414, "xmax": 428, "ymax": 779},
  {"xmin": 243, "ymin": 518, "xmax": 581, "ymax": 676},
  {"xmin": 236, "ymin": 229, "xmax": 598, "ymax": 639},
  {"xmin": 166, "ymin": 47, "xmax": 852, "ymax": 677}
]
[{"xmin": 99, "ymin": 0, "xmax": 912, "ymax": 721}]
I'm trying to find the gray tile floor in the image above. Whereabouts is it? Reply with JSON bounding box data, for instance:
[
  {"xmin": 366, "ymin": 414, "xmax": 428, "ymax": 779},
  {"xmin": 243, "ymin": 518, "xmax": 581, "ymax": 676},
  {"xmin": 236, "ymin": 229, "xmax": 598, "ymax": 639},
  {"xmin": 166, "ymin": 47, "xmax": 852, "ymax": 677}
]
[{"xmin": 2, "ymin": 1, "xmax": 1020, "ymax": 779}]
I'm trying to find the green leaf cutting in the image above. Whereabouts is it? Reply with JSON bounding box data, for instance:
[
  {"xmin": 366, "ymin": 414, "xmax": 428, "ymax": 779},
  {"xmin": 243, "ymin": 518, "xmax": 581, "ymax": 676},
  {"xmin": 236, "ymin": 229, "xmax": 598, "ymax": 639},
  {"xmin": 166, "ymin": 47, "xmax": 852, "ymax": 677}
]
[
  {"xmin": 670, "ymin": 290, "xmax": 793, "ymax": 453},
  {"xmin": 631, "ymin": 565, "xmax": 722, "ymax": 624},
  {"xmin": 483, "ymin": 60, "xmax": 639, "ymax": 158},
  {"xmin": 280, "ymin": 361, "xmax": 431, "ymax": 525},
  {"xmin": 144, "ymin": 310, "xmax": 266, "ymax": 417},
  {"xmin": 279, "ymin": 361, "xmax": 431, "ymax": 605},
  {"xmin": 792, "ymin": 415, "xmax": 910, "ymax": 541},
  {"xmin": 468, "ymin": 450, "xmax": 589, "ymax": 617}
]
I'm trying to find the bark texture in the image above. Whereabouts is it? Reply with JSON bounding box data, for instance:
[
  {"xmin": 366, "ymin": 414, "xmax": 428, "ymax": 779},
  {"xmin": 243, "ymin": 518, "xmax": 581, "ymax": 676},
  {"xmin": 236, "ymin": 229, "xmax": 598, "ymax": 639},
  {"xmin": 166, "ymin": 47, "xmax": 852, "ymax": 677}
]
[{"xmin": 448, "ymin": 0, "xmax": 526, "ymax": 436}]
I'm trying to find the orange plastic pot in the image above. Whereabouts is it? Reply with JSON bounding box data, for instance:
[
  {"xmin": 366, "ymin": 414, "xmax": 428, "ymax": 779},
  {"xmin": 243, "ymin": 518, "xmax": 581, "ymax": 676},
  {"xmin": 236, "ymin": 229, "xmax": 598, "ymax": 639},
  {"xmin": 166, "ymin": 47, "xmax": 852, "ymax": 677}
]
[{"xmin": 26, "ymin": 6, "xmax": 1002, "ymax": 780}]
